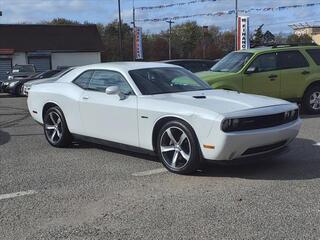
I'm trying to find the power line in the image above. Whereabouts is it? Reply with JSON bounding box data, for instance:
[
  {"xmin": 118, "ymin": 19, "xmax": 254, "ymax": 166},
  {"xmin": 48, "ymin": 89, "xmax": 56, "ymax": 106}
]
[
  {"xmin": 136, "ymin": 2, "xmax": 320, "ymax": 22},
  {"xmin": 135, "ymin": 0, "xmax": 217, "ymax": 10}
]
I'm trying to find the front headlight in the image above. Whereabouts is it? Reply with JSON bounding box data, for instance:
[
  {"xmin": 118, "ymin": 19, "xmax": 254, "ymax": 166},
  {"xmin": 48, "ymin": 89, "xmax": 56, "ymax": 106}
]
[
  {"xmin": 221, "ymin": 118, "xmax": 240, "ymax": 132},
  {"xmin": 9, "ymin": 81, "xmax": 19, "ymax": 87},
  {"xmin": 8, "ymin": 76, "xmax": 13, "ymax": 80},
  {"xmin": 284, "ymin": 109, "xmax": 299, "ymax": 122}
]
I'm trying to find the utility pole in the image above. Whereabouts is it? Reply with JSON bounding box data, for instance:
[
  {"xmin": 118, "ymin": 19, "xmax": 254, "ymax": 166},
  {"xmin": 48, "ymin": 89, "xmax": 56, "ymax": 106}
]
[
  {"xmin": 166, "ymin": 20, "xmax": 174, "ymax": 60},
  {"xmin": 202, "ymin": 26, "xmax": 208, "ymax": 59},
  {"xmin": 118, "ymin": 0, "xmax": 123, "ymax": 60},
  {"xmin": 132, "ymin": 0, "xmax": 136, "ymax": 61},
  {"xmin": 234, "ymin": 0, "xmax": 238, "ymax": 51}
]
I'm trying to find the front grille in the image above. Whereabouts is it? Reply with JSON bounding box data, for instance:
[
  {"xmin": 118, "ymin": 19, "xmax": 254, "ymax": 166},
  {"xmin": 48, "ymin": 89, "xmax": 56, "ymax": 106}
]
[
  {"xmin": 222, "ymin": 109, "xmax": 299, "ymax": 132},
  {"xmin": 242, "ymin": 140, "xmax": 287, "ymax": 156}
]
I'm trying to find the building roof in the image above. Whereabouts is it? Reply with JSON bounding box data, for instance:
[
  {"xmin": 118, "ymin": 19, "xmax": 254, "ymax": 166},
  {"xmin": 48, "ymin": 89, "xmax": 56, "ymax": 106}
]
[{"xmin": 0, "ymin": 24, "xmax": 104, "ymax": 52}]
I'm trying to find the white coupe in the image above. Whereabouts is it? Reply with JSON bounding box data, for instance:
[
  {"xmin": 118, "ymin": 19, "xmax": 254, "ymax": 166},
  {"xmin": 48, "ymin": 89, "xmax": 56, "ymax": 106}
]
[{"xmin": 27, "ymin": 62, "xmax": 302, "ymax": 174}]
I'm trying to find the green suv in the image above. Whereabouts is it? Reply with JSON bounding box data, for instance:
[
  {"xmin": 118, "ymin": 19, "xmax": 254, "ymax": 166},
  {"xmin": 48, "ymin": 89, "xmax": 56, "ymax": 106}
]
[{"xmin": 197, "ymin": 45, "xmax": 320, "ymax": 114}]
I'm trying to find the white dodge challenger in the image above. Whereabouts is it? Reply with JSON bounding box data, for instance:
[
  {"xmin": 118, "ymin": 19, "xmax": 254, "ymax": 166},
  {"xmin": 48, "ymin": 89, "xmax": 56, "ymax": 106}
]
[{"xmin": 27, "ymin": 62, "xmax": 302, "ymax": 174}]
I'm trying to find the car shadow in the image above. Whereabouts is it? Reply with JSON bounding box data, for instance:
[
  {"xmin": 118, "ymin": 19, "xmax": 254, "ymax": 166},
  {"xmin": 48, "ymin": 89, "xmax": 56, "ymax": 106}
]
[
  {"xmin": 0, "ymin": 129, "xmax": 11, "ymax": 146},
  {"xmin": 300, "ymin": 114, "xmax": 320, "ymax": 119},
  {"xmin": 196, "ymin": 138, "xmax": 320, "ymax": 181},
  {"xmin": 0, "ymin": 93, "xmax": 15, "ymax": 98},
  {"xmin": 71, "ymin": 138, "xmax": 320, "ymax": 180},
  {"xmin": 70, "ymin": 140, "xmax": 159, "ymax": 162}
]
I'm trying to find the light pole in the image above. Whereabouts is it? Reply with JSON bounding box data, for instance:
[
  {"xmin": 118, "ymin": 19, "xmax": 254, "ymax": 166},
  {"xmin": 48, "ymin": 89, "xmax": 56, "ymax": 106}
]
[
  {"xmin": 234, "ymin": 0, "xmax": 238, "ymax": 51},
  {"xmin": 166, "ymin": 20, "xmax": 174, "ymax": 60},
  {"xmin": 132, "ymin": 0, "xmax": 136, "ymax": 61},
  {"xmin": 118, "ymin": 0, "xmax": 123, "ymax": 60}
]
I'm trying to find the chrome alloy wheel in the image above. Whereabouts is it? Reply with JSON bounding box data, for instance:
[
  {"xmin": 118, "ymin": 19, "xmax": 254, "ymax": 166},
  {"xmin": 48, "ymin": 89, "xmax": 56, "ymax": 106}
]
[
  {"xmin": 45, "ymin": 111, "xmax": 62, "ymax": 144},
  {"xmin": 310, "ymin": 91, "xmax": 320, "ymax": 110},
  {"xmin": 160, "ymin": 127, "xmax": 191, "ymax": 170}
]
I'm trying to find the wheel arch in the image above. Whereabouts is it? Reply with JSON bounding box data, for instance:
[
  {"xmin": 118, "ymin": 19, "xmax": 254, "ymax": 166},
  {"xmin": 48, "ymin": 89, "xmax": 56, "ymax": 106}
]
[
  {"xmin": 42, "ymin": 102, "xmax": 60, "ymax": 121},
  {"xmin": 151, "ymin": 116, "xmax": 199, "ymax": 153},
  {"xmin": 303, "ymin": 80, "xmax": 320, "ymax": 99}
]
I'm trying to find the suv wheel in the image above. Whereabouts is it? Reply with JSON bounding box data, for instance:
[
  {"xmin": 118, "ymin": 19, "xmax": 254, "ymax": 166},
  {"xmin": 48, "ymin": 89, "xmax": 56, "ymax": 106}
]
[
  {"xmin": 156, "ymin": 120, "xmax": 200, "ymax": 174},
  {"xmin": 303, "ymin": 85, "xmax": 320, "ymax": 114}
]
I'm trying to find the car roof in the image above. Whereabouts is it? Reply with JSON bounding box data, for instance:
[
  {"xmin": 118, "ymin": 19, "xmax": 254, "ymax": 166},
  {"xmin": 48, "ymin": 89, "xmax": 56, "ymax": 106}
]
[
  {"xmin": 162, "ymin": 59, "xmax": 216, "ymax": 63},
  {"xmin": 75, "ymin": 62, "xmax": 181, "ymax": 72},
  {"xmin": 239, "ymin": 45, "xmax": 320, "ymax": 54}
]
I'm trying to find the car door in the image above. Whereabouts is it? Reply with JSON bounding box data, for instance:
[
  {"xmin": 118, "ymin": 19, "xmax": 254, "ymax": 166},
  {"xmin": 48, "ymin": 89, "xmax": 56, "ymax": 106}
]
[
  {"xmin": 278, "ymin": 50, "xmax": 310, "ymax": 100},
  {"xmin": 242, "ymin": 52, "xmax": 281, "ymax": 98},
  {"xmin": 78, "ymin": 70, "xmax": 139, "ymax": 147}
]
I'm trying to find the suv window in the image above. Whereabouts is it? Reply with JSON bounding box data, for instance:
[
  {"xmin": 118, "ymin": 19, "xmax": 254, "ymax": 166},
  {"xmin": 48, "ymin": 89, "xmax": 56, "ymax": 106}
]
[
  {"xmin": 249, "ymin": 53, "xmax": 277, "ymax": 72},
  {"xmin": 73, "ymin": 70, "xmax": 94, "ymax": 89},
  {"xmin": 278, "ymin": 51, "xmax": 309, "ymax": 69},
  {"xmin": 306, "ymin": 49, "xmax": 320, "ymax": 65},
  {"xmin": 88, "ymin": 70, "xmax": 133, "ymax": 94}
]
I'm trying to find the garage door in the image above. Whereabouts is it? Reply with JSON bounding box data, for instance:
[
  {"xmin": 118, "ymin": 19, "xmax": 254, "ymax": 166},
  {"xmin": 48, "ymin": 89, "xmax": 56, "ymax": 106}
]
[
  {"xmin": 28, "ymin": 57, "xmax": 51, "ymax": 72},
  {"xmin": 0, "ymin": 58, "xmax": 12, "ymax": 80}
]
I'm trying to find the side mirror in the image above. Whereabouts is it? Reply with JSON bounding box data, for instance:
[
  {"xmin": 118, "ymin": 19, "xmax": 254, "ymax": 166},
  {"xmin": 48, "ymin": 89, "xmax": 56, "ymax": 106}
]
[
  {"xmin": 246, "ymin": 66, "xmax": 257, "ymax": 74},
  {"xmin": 105, "ymin": 86, "xmax": 126, "ymax": 100}
]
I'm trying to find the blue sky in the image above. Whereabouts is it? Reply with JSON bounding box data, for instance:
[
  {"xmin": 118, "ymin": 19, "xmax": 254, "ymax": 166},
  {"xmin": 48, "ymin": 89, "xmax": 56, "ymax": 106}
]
[{"xmin": 0, "ymin": 0, "xmax": 319, "ymax": 34}]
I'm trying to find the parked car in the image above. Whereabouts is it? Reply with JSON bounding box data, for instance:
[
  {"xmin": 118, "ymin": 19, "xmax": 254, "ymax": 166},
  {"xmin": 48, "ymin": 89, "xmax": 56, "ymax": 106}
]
[
  {"xmin": 2, "ymin": 69, "xmax": 62, "ymax": 96},
  {"xmin": 197, "ymin": 45, "xmax": 320, "ymax": 114},
  {"xmin": 7, "ymin": 64, "xmax": 36, "ymax": 80},
  {"xmin": 162, "ymin": 59, "xmax": 219, "ymax": 73},
  {"xmin": 23, "ymin": 67, "xmax": 75, "ymax": 96},
  {"xmin": 27, "ymin": 62, "xmax": 301, "ymax": 174}
]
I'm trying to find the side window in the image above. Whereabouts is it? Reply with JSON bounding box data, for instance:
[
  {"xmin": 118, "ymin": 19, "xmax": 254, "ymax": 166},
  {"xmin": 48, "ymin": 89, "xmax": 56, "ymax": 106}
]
[
  {"xmin": 73, "ymin": 70, "xmax": 94, "ymax": 89},
  {"xmin": 88, "ymin": 70, "xmax": 133, "ymax": 94},
  {"xmin": 249, "ymin": 53, "xmax": 277, "ymax": 72},
  {"xmin": 306, "ymin": 49, "xmax": 320, "ymax": 65},
  {"xmin": 278, "ymin": 51, "xmax": 309, "ymax": 69}
]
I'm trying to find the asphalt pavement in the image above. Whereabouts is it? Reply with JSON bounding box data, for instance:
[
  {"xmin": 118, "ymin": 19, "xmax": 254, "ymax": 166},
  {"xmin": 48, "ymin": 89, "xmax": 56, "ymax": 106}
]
[{"xmin": 1, "ymin": 93, "xmax": 320, "ymax": 240}]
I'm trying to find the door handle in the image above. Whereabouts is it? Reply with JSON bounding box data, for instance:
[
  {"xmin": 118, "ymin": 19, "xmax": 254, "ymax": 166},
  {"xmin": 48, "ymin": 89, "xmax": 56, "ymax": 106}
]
[
  {"xmin": 268, "ymin": 74, "xmax": 278, "ymax": 78},
  {"xmin": 302, "ymin": 70, "xmax": 310, "ymax": 75},
  {"xmin": 268, "ymin": 74, "xmax": 278, "ymax": 81},
  {"xmin": 82, "ymin": 96, "xmax": 89, "ymax": 100}
]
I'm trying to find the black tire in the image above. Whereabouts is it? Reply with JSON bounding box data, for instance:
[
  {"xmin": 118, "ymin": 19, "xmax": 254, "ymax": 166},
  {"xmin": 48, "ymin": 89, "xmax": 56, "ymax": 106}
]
[
  {"xmin": 302, "ymin": 85, "xmax": 320, "ymax": 114},
  {"xmin": 156, "ymin": 120, "xmax": 200, "ymax": 174},
  {"xmin": 43, "ymin": 106, "xmax": 72, "ymax": 147},
  {"xmin": 18, "ymin": 84, "xmax": 24, "ymax": 97}
]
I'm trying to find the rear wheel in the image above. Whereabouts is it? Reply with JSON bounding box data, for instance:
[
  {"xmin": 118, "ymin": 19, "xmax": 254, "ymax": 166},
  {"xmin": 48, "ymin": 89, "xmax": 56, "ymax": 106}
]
[
  {"xmin": 303, "ymin": 85, "xmax": 320, "ymax": 114},
  {"xmin": 43, "ymin": 106, "xmax": 72, "ymax": 147},
  {"xmin": 156, "ymin": 120, "xmax": 200, "ymax": 174}
]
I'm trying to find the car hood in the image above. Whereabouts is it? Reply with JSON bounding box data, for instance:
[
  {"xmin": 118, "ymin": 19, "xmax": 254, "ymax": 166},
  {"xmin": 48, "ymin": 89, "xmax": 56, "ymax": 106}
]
[
  {"xmin": 196, "ymin": 71, "xmax": 236, "ymax": 82},
  {"xmin": 148, "ymin": 90, "xmax": 295, "ymax": 116}
]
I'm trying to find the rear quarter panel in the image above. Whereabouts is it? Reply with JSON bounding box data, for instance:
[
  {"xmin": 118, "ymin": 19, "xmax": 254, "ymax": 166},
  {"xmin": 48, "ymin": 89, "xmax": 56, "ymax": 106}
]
[{"xmin": 27, "ymin": 82, "xmax": 84, "ymax": 134}]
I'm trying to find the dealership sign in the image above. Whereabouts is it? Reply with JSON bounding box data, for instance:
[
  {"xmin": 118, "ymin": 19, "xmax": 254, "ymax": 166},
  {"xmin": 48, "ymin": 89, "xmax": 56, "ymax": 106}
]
[
  {"xmin": 237, "ymin": 16, "xmax": 250, "ymax": 50},
  {"xmin": 134, "ymin": 27, "xmax": 143, "ymax": 60}
]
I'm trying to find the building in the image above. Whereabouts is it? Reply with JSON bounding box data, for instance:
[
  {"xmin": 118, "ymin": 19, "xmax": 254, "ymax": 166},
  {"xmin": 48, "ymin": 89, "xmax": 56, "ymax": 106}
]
[
  {"xmin": 289, "ymin": 23, "xmax": 320, "ymax": 45},
  {"xmin": 0, "ymin": 24, "xmax": 104, "ymax": 79}
]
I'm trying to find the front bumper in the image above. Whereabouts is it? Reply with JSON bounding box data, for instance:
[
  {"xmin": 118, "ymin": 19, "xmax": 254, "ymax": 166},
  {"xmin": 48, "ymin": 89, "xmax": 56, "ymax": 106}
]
[
  {"xmin": 23, "ymin": 85, "xmax": 30, "ymax": 96},
  {"xmin": 201, "ymin": 119, "xmax": 302, "ymax": 161}
]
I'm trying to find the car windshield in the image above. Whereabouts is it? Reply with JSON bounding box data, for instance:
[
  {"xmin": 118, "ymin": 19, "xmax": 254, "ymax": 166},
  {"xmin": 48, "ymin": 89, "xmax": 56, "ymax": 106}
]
[
  {"xmin": 129, "ymin": 67, "xmax": 212, "ymax": 95},
  {"xmin": 211, "ymin": 52, "xmax": 253, "ymax": 73},
  {"xmin": 12, "ymin": 65, "xmax": 34, "ymax": 73}
]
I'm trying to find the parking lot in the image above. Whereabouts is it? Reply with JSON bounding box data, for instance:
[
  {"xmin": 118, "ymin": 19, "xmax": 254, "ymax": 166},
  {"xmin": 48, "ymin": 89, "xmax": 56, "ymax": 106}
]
[{"xmin": 0, "ymin": 93, "xmax": 320, "ymax": 239}]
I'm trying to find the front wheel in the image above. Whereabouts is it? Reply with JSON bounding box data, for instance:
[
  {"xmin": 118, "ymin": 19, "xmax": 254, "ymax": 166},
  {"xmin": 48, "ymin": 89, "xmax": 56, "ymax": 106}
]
[
  {"xmin": 303, "ymin": 85, "xmax": 320, "ymax": 114},
  {"xmin": 43, "ymin": 106, "xmax": 72, "ymax": 147},
  {"xmin": 156, "ymin": 120, "xmax": 200, "ymax": 174}
]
